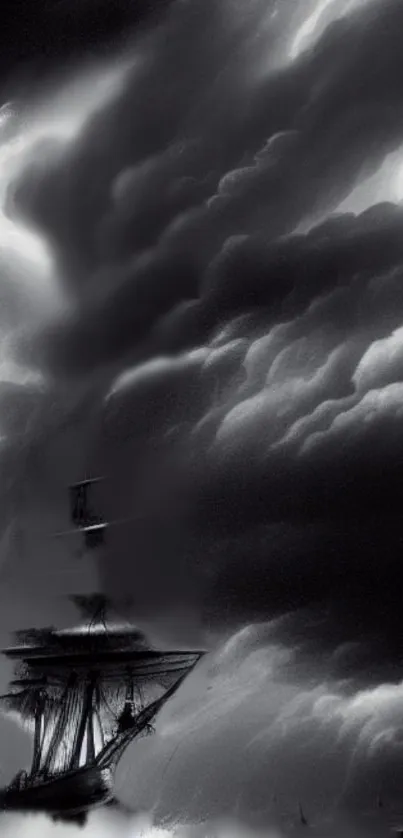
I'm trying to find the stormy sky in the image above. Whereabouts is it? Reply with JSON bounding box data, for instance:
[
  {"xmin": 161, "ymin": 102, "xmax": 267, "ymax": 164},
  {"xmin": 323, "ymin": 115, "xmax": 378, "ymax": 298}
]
[{"xmin": 4, "ymin": 0, "xmax": 403, "ymax": 835}]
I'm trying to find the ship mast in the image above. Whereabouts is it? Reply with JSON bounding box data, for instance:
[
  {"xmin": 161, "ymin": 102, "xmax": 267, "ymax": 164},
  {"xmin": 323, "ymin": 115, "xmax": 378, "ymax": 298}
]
[
  {"xmin": 70, "ymin": 671, "xmax": 98, "ymax": 771},
  {"xmin": 69, "ymin": 477, "xmax": 107, "ymax": 549},
  {"xmin": 55, "ymin": 476, "xmax": 139, "ymax": 552},
  {"xmin": 0, "ymin": 467, "xmax": 205, "ymax": 815},
  {"xmin": 94, "ymin": 682, "xmax": 105, "ymax": 750},
  {"xmin": 31, "ymin": 689, "xmax": 46, "ymax": 776},
  {"xmin": 85, "ymin": 699, "xmax": 96, "ymax": 765}
]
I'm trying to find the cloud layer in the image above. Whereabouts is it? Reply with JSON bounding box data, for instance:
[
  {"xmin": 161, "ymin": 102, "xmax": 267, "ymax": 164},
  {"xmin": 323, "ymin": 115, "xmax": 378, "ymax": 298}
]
[{"xmin": 4, "ymin": 0, "xmax": 403, "ymax": 831}]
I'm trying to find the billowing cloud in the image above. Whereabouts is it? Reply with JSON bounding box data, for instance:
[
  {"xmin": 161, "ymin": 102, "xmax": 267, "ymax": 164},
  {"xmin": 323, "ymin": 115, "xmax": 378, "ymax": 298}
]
[
  {"xmin": 15, "ymin": 0, "xmax": 403, "ymax": 376},
  {"xmin": 5, "ymin": 0, "xmax": 403, "ymax": 833},
  {"xmin": 111, "ymin": 626, "xmax": 403, "ymax": 833},
  {"xmin": 4, "ymin": 0, "xmax": 401, "ymax": 670}
]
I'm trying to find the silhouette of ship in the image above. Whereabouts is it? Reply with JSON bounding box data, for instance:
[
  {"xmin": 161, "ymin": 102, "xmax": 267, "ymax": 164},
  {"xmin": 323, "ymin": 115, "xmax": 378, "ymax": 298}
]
[{"xmin": 0, "ymin": 478, "xmax": 203, "ymax": 819}]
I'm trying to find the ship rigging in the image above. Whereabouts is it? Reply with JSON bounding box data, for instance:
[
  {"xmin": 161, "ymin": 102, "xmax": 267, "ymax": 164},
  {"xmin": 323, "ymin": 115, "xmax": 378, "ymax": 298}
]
[
  {"xmin": 0, "ymin": 477, "xmax": 204, "ymax": 818},
  {"xmin": 0, "ymin": 626, "xmax": 201, "ymax": 815}
]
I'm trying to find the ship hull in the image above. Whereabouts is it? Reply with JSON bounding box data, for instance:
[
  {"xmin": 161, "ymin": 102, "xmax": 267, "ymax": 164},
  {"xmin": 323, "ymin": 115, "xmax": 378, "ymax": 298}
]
[{"xmin": 0, "ymin": 764, "xmax": 113, "ymax": 815}]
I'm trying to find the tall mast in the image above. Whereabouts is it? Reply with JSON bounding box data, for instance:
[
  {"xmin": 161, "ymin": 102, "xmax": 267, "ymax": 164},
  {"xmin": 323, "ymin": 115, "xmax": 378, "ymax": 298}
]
[
  {"xmin": 125, "ymin": 667, "xmax": 134, "ymax": 703},
  {"xmin": 85, "ymin": 708, "xmax": 96, "ymax": 764},
  {"xmin": 56, "ymin": 477, "xmax": 137, "ymax": 550},
  {"xmin": 31, "ymin": 690, "xmax": 45, "ymax": 776},
  {"xmin": 70, "ymin": 672, "xmax": 98, "ymax": 771},
  {"xmin": 94, "ymin": 682, "xmax": 105, "ymax": 750},
  {"xmin": 69, "ymin": 478, "xmax": 107, "ymax": 549}
]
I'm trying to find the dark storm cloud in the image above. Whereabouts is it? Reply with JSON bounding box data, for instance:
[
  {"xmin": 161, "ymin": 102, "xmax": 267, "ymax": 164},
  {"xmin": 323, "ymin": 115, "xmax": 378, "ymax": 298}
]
[
  {"xmin": 91, "ymin": 200, "xmax": 403, "ymax": 680},
  {"xmin": 6, "ymin": 0, "xmax": 403, "ymax": 657},
  {"xmin": 6, "ymin": 1, "xmax": 403, "ymax": 827},
  {"xmin": 10, "ymin": 0, "xmax": 403, "ymax": 385},
  {"xmin": 0, "ymin": 0, "xmax": 173, "ymax": 101}
]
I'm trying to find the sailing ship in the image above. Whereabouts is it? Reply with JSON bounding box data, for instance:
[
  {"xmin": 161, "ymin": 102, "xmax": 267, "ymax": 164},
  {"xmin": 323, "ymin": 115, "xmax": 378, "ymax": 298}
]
[{"xmin": 0, "ymin": 478, "xmax": 204, "ymax": 818}]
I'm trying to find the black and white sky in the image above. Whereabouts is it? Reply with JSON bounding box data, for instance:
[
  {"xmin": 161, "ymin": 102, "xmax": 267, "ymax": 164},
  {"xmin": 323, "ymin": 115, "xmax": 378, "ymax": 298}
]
[{"xmin": 3, "ymin": 0, "xmax": 403, "ymax": 835}]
